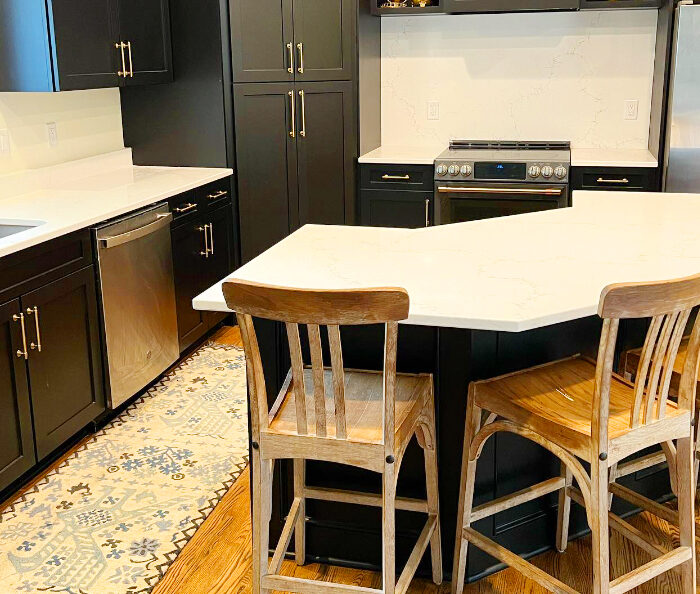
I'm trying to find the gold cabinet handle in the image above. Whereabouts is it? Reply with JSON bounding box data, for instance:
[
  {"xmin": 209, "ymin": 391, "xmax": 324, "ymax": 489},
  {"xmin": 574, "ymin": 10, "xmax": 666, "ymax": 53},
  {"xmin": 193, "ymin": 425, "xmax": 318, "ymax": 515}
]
[
  {"xmin": 382, "ymin": 174, "xmax": 410, "ymax": 180},
  {"xmin": 175, "ymin": 203, "xmax": 197, "ymax": 214},
  {"xmin": 597, "ymin": 177, "xmax": 629, "ymax": 184},
  {"xmin": 298, "ymin": 90, "xmax": 306, "ymax": 138},
  {"xmin": 286, "ymin": 42, "xmax": 294, "ymax": 74},
  {"xmin": 288, "ymin": 91, "xmax": 296, "ymax": 138},
  {"xmin": 208, "ymin": 223, "xmax": 214, "ymax": 256},
  {"xmin": 116, "ymin": 42, "xmax": 127, "ymax": 77},
  {"xmin": 198, "ymin": 225, "xmax": 209, "ymax": 258},
  {"xmin": 27, "ymin": 306, "xmax": 42, "ymax": 352},
  {"xmin": 296, "ymin": 42, "xmax": 304, "ymax": 74},
  {"xmin": 13, "ymin": 313, "xmax": 28, "ymax": 359},
  {"xmin": 126, "ymin": 41, "xmax": 134, "ymax": 77},
  {"xmin": 425, "ymin": 198, "xmax": 430, "ymax": 227},
  {"xmin": 207, "ymin": 190, "xmax": 228, "ymax": 200}
]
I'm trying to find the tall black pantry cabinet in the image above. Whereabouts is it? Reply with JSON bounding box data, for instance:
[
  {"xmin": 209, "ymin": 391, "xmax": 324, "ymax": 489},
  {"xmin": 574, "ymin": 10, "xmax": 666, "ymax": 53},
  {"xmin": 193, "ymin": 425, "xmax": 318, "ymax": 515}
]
[{"xmin": 231, "ymin": 0, "xmax": 381, "ymax": 263}]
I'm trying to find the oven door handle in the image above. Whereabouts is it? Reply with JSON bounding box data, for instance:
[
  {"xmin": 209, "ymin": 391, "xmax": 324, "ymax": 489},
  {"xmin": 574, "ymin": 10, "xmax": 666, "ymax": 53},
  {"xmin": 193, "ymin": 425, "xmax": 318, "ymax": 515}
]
[{"xmin": 437, "ymin": 186, "xmax": 563, "ymax": 196}]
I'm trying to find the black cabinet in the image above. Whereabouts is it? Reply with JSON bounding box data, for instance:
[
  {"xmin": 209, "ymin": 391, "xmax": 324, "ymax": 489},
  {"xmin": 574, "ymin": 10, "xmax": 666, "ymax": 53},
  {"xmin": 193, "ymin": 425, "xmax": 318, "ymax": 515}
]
[
  {"xmin": 231, "ymin": 0, "xmax": 354, "ymax": 83},
  {"xmin": 570, "ymin": 167, "xmax": 659, "ymax": 193},
  {"xmin": 0, "ymin": 0, "xmax": 171, "ymax": 91},
  {"xmin": 22, "ymin": 268, "xmax": 106, "ymax": 460},
  {"xmin": 234, "ymin": 81, "xmax": 355, "ymax": 262},
  {"xmin": 359, "ymin": 164, "xmax": 435, "ymax": 228},
  {"xmin": 0, "ymin": 300, "xmax": 36, "ymax": 493},
  {"xmin": 171, "ymin": 188, "xmax": 235, "ymax": 352}
]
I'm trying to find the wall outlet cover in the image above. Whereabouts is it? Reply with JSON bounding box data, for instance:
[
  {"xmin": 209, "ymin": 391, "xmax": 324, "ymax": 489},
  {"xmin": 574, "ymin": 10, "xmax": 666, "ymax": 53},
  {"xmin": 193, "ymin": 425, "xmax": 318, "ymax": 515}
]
[
  {"xmin": 427, "ymin": 101, "xmax": 440, "ymax": 121},
  {"xmin": 624, "ymin": 99, "xmax": 639, "ymax": 121},
  {"xmin": 47, "ymin": 122, "xmax": 58, "ymax": 147},
  {"xmin": 0, "ymin": 129, "xmax": 9, "ymax": 155}
]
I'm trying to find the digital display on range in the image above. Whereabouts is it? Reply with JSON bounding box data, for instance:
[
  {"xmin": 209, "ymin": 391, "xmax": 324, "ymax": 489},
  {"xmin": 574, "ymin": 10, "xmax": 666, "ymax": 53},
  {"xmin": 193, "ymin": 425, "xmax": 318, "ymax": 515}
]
[{"xmin": 474, "ymin": 162, "xmax": 526, "ymax": 180}]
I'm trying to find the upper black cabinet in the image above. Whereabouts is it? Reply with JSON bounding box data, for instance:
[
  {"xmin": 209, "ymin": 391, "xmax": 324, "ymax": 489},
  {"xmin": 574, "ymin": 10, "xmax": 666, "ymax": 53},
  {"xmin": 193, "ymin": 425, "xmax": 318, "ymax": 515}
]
[
  {"xmin": 0, "ymin": 0, "xmax": 172, "ymax": 92},
  {"xmin": 231, "ymin": 0, "xmax": 354, "ymax": 83}
]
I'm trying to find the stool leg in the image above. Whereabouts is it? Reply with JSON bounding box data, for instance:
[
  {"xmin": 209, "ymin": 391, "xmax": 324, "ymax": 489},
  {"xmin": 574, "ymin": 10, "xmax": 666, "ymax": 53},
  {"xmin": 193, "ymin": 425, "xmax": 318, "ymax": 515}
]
[
  {"xmin": 293, "ymin": 459, "xmax": 306, "ymax": 565},
  {"xmin": 252, "ymin": 453, "xmax": 273, "ymax": 594},
  {"xmin": 555, "ymin": 462, "xmax": 572, "ymax": 553},
  {"xmin": 451, "ymin": 394, "xmax": 482, "ymax": 594},
  {"xmin": 677, "ymin": 435, "xmax": 697, "ymax": 592},
  {"xmin": 590, "ymin": 456, "xmax": 610, "ymax": 594},
  {"xmin": 383, "ymin": 462, "xmax": 397, "ymax": 594},
  {"xmin": 422, "ymin": 398, "xmax": 443, "ymax": 585}
]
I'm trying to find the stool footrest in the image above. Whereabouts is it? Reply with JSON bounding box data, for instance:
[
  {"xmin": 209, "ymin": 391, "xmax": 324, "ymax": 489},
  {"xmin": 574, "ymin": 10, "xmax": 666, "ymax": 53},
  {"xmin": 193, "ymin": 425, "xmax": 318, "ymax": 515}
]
[
  {"xmin": 396, "ymin": 515, "xmax": 438, "ymax": 594},
  {"xmin": 609, "ymin": 483, "xmax": 679, "ymax": 525},
  {"xmin": 262, "ymin": 574, "xmax": 381, "ymax": 594},
  {"xmin": 470, "ymin": 476, "xmax": 565, "ymax": 522},
  {"xmin": 609, "ymin": 546, "xmax": 692, "ymax": 594},
  {"xmin": 304, "ymin": 486, "xmax": 429, "ymax": 513}
]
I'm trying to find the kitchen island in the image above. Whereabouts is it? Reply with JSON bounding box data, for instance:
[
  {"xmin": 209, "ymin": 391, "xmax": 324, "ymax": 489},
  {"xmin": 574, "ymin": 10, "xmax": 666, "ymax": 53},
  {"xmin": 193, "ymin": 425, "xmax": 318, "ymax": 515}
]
[{"xmin": 194, "ymin": 191, "xmax": 700, "ymax": 580}]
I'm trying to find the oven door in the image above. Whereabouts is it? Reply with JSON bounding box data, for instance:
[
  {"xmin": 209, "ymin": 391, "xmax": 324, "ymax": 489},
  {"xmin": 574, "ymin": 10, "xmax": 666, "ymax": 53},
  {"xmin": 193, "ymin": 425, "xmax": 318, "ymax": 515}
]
[{"xmin": 434, "ymin": 183, "xmax": 569, "ymax": 225}]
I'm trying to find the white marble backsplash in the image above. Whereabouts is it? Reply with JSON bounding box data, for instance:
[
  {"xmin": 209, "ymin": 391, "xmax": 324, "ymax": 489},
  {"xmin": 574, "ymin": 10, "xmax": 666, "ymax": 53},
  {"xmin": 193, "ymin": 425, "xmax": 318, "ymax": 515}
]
[{"xmin": 381, "ymin": 10, "xmax": 658, "ymax": 149}]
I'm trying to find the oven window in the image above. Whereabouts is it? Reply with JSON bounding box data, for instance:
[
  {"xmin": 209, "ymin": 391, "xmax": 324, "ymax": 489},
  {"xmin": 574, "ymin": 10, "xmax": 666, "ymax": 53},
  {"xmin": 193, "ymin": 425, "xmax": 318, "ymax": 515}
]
[{"xmin": 440, "ymin": 196, "xmax": 563, "ymax": 223}]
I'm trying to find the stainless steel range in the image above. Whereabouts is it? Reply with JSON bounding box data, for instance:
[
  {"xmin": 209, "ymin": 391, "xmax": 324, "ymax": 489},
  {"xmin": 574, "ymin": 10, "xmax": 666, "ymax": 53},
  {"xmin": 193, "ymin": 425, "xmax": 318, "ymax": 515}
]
[{"xmin": 433, "ymin": 140, "xmax": 571, "ymax": 225}]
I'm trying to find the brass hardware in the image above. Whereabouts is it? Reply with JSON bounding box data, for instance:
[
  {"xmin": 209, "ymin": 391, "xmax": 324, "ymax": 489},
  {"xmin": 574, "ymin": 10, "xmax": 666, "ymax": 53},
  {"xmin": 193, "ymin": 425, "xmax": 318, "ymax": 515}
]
[
  {"xmin": 117, "ymin": 42, "xmax": 127, "ymax": 77},
  {"xmin": 296, "ymin": 42, "xmax": 304, "ymax": 74},
  {"xmin": 175, "ymin": 203, "xmax": 197, "ymax": 214},
  {"xmin": 437, "ymin": 186, "xmax": 563, "ymax": 196},
  {"xmin": 13, "ymin": 313, "xmax": 28, "ymax": 359},
  {"xmin": 597, "ymin": 177, "xmax": 629, "ymax": 184},
  {"xmin": 208, "ymin": 223, "xmax": 215, "ymax": 256},
  {"xmin": 288, "ymin": 91, "xmax": 296, "ymax": 138},
  {"xmin": 207, "ymin": 190, "xmax": 228, "ymax": 200},
  {"xmin": 298, "ymin": 90, "xmax": 306, "ymax": 138},
  {"xmin": 126, "ymin": 41, "xmax": 134, "ymax": 77},
  {"xmin": 425, "ymin": 198, "xmax": 430, "ymax": 227},
  {"xmin": 199, "ymin": 225, "xmax": 210, "ymax": 258},
  {"xmin": 382, "ymin": 174, "xmax": 410, "ymax": 180},
  {"xmin": 27, "ymin": 306, "xmax": 42, "ymax": 352},
  {"xmin": 286, "ymin": 42, "xmax": 294, "ymax": 74}
]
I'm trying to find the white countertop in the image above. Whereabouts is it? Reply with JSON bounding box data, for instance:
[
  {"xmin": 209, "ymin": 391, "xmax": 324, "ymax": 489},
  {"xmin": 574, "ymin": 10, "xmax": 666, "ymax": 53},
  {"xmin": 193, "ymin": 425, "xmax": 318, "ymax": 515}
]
[
  {"xmin": 0, "ymin": 149, "xmax": 233, "ymax": 258},
  {"xmin": 358, "ymin": 145, "xmax": 658, "ymax": 169},
  {"xmin": 194, "ymin": 191, "xmax": 700, "ymax": 332}
]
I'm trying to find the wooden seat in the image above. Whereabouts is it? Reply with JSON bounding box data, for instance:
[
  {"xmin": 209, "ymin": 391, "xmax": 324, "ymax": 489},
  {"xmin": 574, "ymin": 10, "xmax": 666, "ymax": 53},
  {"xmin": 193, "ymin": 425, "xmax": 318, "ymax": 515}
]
[
  {"xmin": 223, "ymin": 279, "xmax": 442, "ymax": 594},
  {"xmin": 452, "ymin": 273, "xmax": 700, "ymax": 594}
]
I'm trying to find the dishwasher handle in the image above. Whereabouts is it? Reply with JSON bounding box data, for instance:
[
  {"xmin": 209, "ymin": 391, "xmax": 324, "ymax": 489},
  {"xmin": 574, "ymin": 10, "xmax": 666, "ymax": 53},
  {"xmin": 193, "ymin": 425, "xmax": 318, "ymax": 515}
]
[{"xmin": 98, "ymin": 213, "xmax": 173, "ymax": 249}]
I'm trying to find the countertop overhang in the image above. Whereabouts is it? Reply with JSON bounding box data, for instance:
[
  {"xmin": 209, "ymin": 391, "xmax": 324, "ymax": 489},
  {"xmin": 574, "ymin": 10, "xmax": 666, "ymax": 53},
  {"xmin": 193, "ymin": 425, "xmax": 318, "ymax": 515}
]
[
  {"xmin": 0, "ymin": 149, "xmax": 233, "ymax": 258},
  {"xmin": 194, "ymin": 191, "xmax": 700, "ymax": 332}
]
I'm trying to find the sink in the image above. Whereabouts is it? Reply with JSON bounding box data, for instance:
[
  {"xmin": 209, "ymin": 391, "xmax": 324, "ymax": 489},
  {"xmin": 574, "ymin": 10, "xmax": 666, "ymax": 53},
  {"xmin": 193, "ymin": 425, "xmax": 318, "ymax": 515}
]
[{"xmin": 0, "ymin": 219, "xmax": 45, "ymax": 239}]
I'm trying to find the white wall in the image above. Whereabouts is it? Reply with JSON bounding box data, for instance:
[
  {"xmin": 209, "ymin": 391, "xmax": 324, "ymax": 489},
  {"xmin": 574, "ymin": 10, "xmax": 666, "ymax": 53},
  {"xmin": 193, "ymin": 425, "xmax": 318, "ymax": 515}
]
[
  {"xmin": 381, "ymin": 10, "xmax": 658, "ymax": 149},
  {"xmin": 0, "ymin": 89, "xmax": 124, "ymax": 174}
]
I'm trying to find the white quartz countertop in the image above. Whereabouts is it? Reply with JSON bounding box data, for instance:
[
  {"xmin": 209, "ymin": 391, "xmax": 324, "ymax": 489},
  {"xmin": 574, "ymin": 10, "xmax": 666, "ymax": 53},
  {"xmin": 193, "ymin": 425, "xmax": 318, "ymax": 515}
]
[
  {"xmin": 0, "ymin": 149, "xmax": 233, "ymax": 258},
  {"xmin": 194, "ymin": 191, "xmax": 700, "ymax": 332},
  {"xmin": 358, "ymin": 145, "xmax": 658, "ymax": 168}
]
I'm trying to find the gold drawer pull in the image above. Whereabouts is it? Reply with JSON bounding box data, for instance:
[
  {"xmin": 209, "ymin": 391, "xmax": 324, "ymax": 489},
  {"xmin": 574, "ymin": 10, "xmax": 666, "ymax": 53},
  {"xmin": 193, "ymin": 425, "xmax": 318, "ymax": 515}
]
[
  {"xmin": 597, "ymin": 177, "xmax": 629, "ymax": 184},
  {"xmin": 207, "ymin": 190, "xmax": 228, "ymax": 200},
  {"xmin": 13, "ymin": 313, "xmax": 28, "ymax": 359},
  {"xmin": 175, "ymin": 203, "xmax": 197, "ymax": 214},
  {"xmin": 382, "ymin": 174, "xmax": 410, "ymax": 180},
  {"xmin": 286, "ymin": 42, "xmax": 294, "ymax": 74},
  {"xmin": 27, "ymin": 306, "xmax": 42, "ymax": 352}
]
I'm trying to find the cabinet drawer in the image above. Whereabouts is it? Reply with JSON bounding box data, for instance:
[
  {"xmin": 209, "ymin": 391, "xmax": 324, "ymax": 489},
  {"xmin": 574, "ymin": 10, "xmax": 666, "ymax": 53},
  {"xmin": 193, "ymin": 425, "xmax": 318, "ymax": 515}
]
[
  {"xmin": 197, "ymin": 179, "xmax": 232, "ymax": 211},
  {"xmin": 169, "ymin": 190, "xmax": 201, "ymax": 225},
  {"xmin": 360, "ymin": 164, "xmax": 434, "ymax": 191},
  {"xmin": 571, "ymin": 167, "xmax": 659, "ymax": 192}
]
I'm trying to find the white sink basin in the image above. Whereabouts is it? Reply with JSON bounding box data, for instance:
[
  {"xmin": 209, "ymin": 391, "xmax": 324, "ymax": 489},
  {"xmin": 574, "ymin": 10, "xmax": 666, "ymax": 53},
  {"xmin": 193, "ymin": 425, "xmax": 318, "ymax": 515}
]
[{"xmin": 0, "ymin": 219, "xmax": 45, "ymax": 239}]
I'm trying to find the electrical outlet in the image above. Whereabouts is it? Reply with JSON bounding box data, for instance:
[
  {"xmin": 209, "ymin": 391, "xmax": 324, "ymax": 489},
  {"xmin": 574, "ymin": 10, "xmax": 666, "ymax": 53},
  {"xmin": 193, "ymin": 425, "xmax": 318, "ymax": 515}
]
[
  {"xmin": 0, "ymin": 129, "xmax": 9, "ymax": 156},
  {"xmin": 427, "ymin": 101, "xmax": 440, "ymax": 121},
  {"xmin": 47, "ymin": 122, "xmax": 58, "ymax": 147},
  {"xmin": 624, "ymin": 100, "xmax": 639, "ymax": 121}
]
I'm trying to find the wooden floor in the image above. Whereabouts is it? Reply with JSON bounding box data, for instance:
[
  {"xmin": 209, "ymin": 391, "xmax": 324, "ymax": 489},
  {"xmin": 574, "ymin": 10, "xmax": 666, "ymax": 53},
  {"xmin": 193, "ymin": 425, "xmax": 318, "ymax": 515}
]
[{"xmin": 2, "ymin": 326, "xmax": 696, "ymax": 593}]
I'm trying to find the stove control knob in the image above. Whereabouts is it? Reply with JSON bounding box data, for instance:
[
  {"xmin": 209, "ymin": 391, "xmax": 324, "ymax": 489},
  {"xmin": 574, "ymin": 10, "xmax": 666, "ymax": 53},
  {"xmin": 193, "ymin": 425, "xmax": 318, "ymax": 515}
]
[
  {"xmin": 436, "ymin": 164, "xmax": 448, "ymax": 176},
  {"xmin": 460, "ymin": 164, "xmax": 472, "ymax": 177},
  {"xmin": 448, "ymin": 164, "xmax": 460, "ymax": 176},
  {"xmin": 554, "ymin": 165, "xmax": 568, "ymax": 179},
  {"xmin": 528, "ymin": 165, "xmax": 541, "ymax": 178},
  {"xmin": 541, "ymin": 165, "xmax": 554, "ymax": 178}
]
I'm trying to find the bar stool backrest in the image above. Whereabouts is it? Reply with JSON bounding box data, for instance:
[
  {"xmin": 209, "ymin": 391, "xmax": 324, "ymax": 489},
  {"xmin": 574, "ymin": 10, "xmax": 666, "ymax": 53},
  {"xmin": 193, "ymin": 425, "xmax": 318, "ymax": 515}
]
[
  {"xmin": 595, "ymin": 272, "xmax": 700, "ymax": 451},
  {"xmin": 222, "ymin": 279, "xmax": 410, "ymax": 447}
]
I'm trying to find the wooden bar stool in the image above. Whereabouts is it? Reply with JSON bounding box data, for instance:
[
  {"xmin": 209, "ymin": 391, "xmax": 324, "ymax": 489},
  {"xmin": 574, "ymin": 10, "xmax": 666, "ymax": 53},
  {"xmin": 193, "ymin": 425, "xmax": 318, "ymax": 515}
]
[
  {"xmin": 223, "ymin": 280, "xmax": 442, "ymax": 594},
  {"xmin": 452, "ymin": 274, "xmax": 700, "ymax": 594}
]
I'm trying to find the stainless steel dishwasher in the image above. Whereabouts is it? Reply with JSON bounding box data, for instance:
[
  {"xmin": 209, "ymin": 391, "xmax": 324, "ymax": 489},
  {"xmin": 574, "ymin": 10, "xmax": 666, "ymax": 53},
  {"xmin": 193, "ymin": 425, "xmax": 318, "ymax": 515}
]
[{"xmin": 94, "ymin": 202, "xmax": 179, "ymax": 409}]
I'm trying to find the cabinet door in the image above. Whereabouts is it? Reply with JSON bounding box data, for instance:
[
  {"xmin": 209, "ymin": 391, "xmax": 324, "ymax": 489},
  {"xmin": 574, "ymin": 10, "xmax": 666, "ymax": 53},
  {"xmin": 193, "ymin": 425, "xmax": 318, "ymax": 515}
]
[
  {"xmin": 117, "ymin": 0, "xmax": 173, "ymax": 85},
  {"xmin": 22, "ymin": 267, "xmax": 105, "ymax": 460},
  {"xmin": 0, "ymin": 300, "xmax": 36, "ymax": 492},
  {"xmin": 234, "ymin": 83, "xmax": 297, "ymax": 263},
  {"xmin": 171, "ymin": 221, "xmax": 210, "ymax": 353},
  {"xmin": 295, "ymin": 81, "xmax": 355, "ymax": 227},
  {"xmin": 360, "ymin": 190, "xmax": 433, "ymax": 228},
  {"xmin": 292, "ymin": 0, "xmax": 354, "ymax": 82},
  {"xmin": 204, "ymin": 204, "xmax": 235, "ymax": 330},
  {"xmin": 230, "ymin": 0, "xmax": 294, "ymax": 83},
  {"xmin": 48, "ymin": 0, "xmax": 120, "ymax": 90}
]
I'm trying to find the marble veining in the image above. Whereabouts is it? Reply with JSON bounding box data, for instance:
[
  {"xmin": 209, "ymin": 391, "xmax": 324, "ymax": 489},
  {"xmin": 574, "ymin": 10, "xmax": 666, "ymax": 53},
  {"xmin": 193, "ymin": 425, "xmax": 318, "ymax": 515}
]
[{"xmin": 194, "ymin": 191, "xmax": 700, "ymax": 332}]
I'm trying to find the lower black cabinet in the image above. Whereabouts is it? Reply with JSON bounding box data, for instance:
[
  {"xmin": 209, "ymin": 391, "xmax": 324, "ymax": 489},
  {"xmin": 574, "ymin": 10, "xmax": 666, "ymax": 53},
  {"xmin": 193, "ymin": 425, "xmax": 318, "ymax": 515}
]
[
  {"xmin": 360, "ymin": 189, "xmax": 433, "ymax": 228},
  {"xmin": 570, "ymin": 166, "xmax": 659, "ymax": 192},
  {"xmin": 0, "ymin": 299, "xmax": 36, "ymax": 492},
  {"xmin": 23, "ymin": 267, "xmax": 106, "ymax": 460}
]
